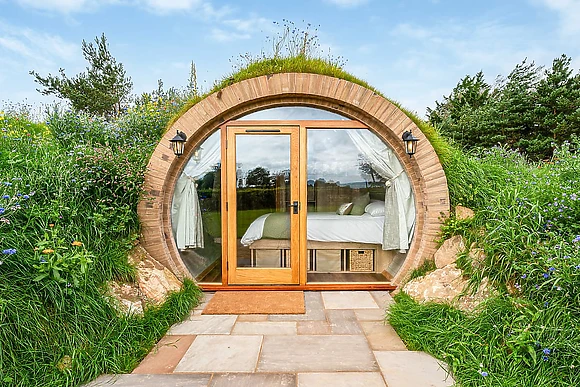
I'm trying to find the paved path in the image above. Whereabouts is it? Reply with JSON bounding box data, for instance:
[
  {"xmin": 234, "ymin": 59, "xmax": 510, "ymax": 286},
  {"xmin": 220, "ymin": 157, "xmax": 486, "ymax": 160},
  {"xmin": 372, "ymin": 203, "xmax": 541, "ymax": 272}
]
[{"xmin": 87, "ymin": 291, "xmax": 454, "ymax": 387}]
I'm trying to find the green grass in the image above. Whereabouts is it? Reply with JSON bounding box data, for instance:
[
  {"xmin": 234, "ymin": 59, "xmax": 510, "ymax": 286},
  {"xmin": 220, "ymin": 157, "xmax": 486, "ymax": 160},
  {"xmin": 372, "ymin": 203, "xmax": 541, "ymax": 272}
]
[
  {"xmin": 0, "ymin": 105, "xmax": 203, "ymax": 386},
  {"xmin": 389, "ymin": 140, "xmax": 580, "ymax": 386}
]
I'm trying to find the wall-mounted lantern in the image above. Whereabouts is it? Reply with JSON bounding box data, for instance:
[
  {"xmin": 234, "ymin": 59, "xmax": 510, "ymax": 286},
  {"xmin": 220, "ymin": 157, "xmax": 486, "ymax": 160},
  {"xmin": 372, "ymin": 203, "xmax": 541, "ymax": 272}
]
[
  {"xmin": 169, "ymin": 130, "xmax": 187, "ymax": 157},
  {"xmin": 402, "ymin": 130, "xmax": 419, "ymax": 158}
]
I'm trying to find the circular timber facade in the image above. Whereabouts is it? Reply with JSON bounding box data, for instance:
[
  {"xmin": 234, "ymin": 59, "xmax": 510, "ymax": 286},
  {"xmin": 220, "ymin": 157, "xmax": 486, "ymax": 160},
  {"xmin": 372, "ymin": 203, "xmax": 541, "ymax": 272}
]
[{"xmin": 137, "ymin": 73, "xmax": 450, "ymax": 286}]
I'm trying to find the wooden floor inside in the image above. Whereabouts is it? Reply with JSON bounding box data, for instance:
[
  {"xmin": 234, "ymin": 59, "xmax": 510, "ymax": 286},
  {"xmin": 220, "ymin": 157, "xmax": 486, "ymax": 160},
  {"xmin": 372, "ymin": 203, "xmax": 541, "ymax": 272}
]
[{"xmin": 307, "ymin": 272, "xmax": 390, "ymax": 282}]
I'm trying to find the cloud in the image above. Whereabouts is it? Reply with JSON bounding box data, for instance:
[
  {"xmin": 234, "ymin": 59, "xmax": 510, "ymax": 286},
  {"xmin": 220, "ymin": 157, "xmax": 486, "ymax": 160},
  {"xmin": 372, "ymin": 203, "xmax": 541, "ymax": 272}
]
[
  {"xmin": 15, "ymin": 0, "xmax": 117, "ymax": 13},
  {"xmin": 0, "ymin": 22, "xmax": 77, "ymax": 64},
  {"xmin": 324, "ymin": 0, "xmax": 369, "ymax": 8},
  {"xmin": 209, "ymin": 28, "xmax": 250, "ymax": 42},
  {"xmin": 536, "ymin": 0, "xmax": 580, "ymax": 35},
  {"xmin": 138, "ymin": 0, "xmax": 231, "ymax": 18}
]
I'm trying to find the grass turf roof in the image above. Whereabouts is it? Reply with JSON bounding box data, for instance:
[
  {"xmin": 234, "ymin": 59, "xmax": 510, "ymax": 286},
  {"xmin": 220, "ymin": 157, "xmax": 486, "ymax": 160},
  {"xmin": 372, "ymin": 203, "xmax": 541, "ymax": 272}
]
[{"xmin": 167, "ymin": 56, "xmax": 453, "ymax": 165}]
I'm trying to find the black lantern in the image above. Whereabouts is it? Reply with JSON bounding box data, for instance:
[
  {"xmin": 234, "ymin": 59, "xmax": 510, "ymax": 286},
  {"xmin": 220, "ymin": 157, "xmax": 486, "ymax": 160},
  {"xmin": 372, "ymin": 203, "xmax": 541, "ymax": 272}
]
[
  {"xmin": 402, "ymin": 130, "xmax": 419, "ymax": 157},
  {"xmin": 169, "ymin": 130, "xmax": 187, "ymax": 157}
]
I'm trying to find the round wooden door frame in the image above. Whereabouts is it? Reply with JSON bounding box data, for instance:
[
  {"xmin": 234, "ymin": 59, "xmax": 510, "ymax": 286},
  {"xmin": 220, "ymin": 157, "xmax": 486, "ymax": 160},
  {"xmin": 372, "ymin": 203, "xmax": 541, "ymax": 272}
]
[{"xmin": 137, "ymin": 73, "xmax": 449, "ymax": 286}]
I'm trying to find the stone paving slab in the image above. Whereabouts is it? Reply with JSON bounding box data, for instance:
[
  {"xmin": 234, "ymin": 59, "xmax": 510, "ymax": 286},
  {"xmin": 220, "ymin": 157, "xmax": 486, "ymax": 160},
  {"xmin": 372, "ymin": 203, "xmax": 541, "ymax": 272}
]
[
  {"xmin": 354, "ymin": 308, "xmax": 387, "ymax": 321},
  {"xmin": 326, "ymin": 309, "xmax": 363, "ymax": 335},
  {"xmin": 297, "ymin": 372, "xmax": 387, "ymax": 387},
  {"xmin": 85, "ymin": 374, "xmax": 211, "ymax": 386},
  {"xmin": 370, "ymin": 291, "xmax": 394, "ymax": 310},
  {"xmin": 375, "ymin": 351, "xmax": 455, "ymax": 387},
  {"xmin": 296, "ymin": 320, "xmax": 332, "ymax": 335},
  {"xmin": 232, "ymin": 321, "xmax": 297, "ymax": 335},
  {"xmin": 322, "ymin": 291, "xmax": 379, "ymax": 309},
  {"xmin": 236, "ymin": 314, "xmax": 268, "ymax": 322},
  {"xmin": 257, "ymin": 335, "xmax": 378, "ymax": 372},
  {"xmin": 168, "ymin": 315, "xmax": 237, "ymax": 335},
  {"xmin": 268, "ymin": 291, "xmax": 325, "ymax": 321},
  {"xmin": 209, "ymin": 373, "xmax": 295, "ymax": 387},
  {"xmin": 132, "ymin": 335, "xmax": 196, "ymax": 374},
  {"xmin": 361, "ymin": 322, "xmax": 408, "ymax": 351},
  {"xmin": 174, "ymin": 335, "xmax": 262, "ymax": 373}
]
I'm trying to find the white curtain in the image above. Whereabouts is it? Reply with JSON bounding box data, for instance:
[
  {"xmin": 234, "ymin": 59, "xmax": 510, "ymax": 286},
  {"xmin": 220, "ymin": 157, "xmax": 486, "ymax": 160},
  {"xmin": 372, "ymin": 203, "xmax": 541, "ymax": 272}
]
[
  {"xmin": 346, "ymin": 129, "xmax": 416, "ymax": 251},
  {"xmin": 171, "ymin": 133, "xmax": 221, "ymax": 249}
]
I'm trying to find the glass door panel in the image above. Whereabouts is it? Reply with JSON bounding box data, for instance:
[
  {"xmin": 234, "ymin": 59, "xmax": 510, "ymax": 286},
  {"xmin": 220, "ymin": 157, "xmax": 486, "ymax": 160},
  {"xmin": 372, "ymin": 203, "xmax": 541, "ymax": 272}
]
[{"xmin": 226, "ymin": 126, "xmax": 300, "ymax": 284}]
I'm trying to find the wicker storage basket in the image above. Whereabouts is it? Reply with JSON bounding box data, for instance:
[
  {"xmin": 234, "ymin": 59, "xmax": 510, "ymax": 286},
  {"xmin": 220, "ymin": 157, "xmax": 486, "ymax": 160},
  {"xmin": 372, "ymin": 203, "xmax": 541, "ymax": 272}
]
[{"xmin": 349, "ymin": 249, "xmax": 374, "ymax": 272}]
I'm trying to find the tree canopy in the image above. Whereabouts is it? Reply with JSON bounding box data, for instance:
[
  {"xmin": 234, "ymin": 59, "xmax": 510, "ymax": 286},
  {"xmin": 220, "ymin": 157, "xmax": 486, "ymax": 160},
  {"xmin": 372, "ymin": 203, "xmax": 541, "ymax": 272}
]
[
  {"xmin": 30, "ymin": 33, "xmax": 132, "ymax": 118},
  {"xmin": 427, "ymin": 55, "xmax": 580, "ymax": 160}
]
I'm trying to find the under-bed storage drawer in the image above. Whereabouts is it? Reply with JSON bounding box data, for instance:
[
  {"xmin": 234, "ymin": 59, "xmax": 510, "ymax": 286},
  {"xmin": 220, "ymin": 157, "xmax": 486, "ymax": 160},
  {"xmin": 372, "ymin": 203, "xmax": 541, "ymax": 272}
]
[{"xmin": 348, "ymin": 249, "xmax": 375, "ymax": 272}]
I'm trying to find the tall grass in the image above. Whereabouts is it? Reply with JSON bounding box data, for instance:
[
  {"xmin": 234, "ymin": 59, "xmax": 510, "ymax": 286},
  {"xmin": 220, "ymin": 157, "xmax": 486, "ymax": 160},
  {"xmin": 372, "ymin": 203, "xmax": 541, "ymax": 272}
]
[
  {"xmin": 0, "ymin": 104, "xmax": 202, "ymax": 386},
  {"xmin": 389, "ymin": 139, "xmax": 580, "ymax": 386}
]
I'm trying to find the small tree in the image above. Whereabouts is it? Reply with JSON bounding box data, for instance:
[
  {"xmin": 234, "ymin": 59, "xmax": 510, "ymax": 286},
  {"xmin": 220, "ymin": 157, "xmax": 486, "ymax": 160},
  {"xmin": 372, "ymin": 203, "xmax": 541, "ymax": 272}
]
[
  {"xmin": 246, "ymin": 166, "xmax": 271, "ymax": 187},
  {"xmin": 30, "ymin": 33, "xmax": 132, "ymax": 118}
]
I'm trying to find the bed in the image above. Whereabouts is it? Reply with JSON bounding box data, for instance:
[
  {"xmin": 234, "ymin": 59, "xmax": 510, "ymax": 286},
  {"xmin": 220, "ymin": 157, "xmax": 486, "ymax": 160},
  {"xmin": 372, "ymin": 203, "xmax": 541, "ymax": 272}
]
[
  {"xmin": 240, "ymin": 210, "xmax": 396, "ymax": 274},
  {"xmin": 240, "ymin": 212, "xmax": 384, "ymax": 246}
]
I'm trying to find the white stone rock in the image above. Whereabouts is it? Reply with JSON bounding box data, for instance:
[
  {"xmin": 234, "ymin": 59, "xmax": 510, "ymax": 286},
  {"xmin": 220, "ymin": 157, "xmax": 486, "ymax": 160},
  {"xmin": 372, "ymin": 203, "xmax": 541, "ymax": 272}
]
[
  {"xmin": 434, "ymin": 235, "xmax": 465, "ymax": 269},
  {"xmin": 455, "ymin": 205, "xmax": 475, "ymax": 221},
  {"xmin": 403, "ymin": 264, "xmax": 492, "ymax": 312}
]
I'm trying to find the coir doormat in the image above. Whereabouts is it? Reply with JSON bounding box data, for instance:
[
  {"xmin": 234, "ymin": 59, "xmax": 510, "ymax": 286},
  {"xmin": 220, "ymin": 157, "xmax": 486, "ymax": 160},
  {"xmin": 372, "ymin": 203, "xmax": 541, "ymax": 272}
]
[{"xmin": 202, "ymin": 291, "xmax": 305, "ymax": 315}]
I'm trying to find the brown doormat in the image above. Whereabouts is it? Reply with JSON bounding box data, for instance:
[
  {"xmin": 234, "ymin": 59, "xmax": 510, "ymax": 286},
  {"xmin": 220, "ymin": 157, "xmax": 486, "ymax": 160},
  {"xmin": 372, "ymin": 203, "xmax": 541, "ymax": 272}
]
[{"xmin": 202, "ymin": 291, "xmax": 305, "ymax": 315}]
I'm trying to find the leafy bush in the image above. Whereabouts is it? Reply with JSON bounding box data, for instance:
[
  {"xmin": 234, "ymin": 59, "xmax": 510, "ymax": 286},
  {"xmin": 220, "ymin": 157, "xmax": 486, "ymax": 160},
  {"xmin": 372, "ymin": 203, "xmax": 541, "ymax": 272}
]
[
  {"xmin": 390, "ymin": 138, "xmax": 580, "ymax": 386},
  {"xmin": 0, "ymin": 106, "xmax": 201, "ymax": 386}
]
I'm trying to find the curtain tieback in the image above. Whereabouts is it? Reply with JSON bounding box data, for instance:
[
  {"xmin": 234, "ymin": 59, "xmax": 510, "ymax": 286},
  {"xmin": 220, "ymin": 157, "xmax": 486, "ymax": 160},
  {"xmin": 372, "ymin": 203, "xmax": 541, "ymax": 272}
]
[{"xmin": 385, "ymin": 170, "xmax": 404, "ymax": 188}]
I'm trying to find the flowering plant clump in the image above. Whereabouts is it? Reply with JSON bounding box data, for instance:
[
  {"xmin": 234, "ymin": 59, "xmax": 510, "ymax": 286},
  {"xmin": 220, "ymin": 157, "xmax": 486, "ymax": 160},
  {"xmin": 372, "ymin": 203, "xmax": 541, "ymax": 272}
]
[
  {"xmin": 391, "ymin": 137, "xmax": 580, "ymax": 387},
  {"xmin": 32, "ymin": 228, "xmax": 93, "ymax": 288}
]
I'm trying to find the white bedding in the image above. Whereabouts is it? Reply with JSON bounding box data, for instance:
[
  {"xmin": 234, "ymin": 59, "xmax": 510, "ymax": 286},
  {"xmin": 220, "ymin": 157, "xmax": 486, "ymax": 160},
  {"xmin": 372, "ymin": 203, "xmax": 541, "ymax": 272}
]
[{"xmin": 241, "ymin": 212, "xmax": 384, "ymax": 246}]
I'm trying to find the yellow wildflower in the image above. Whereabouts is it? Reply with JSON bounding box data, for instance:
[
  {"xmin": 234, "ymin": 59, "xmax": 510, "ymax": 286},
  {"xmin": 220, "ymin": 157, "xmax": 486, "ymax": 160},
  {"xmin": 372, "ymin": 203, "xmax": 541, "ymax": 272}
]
[
  {"xmin": 42, "ymin": 249, "xmax": 55, "ymax": 254},
  {"xmin": 71, "ymin": 241, "xmax": 83, "ymax": 247}
]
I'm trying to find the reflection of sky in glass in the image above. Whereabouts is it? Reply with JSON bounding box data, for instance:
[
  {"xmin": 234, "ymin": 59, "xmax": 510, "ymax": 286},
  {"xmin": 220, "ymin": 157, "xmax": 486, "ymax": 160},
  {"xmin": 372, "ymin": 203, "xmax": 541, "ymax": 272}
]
[
  {"xmin": 240, "ymin": 106, "xmax": 348, "ymax": 120},
  {"xmin": 236, "ymin": 135, "xmax": 290, "ymax": 174},
  {"xmin": 308, "ymin": 130, "xmax": 369, "ymax": 185}
]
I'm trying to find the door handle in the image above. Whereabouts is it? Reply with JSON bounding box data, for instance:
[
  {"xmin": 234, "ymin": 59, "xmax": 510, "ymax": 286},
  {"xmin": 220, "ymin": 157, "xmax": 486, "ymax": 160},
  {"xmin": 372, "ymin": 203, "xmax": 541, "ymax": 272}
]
[{"xmin": 288, "ymin": 201, "xmax": 299, "ymax": 214}]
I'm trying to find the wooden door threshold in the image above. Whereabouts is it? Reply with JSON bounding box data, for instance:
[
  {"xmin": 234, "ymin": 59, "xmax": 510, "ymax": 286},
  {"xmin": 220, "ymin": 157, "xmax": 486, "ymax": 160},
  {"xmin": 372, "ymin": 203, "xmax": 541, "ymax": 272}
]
[{"xmin": 199, "ymin": 283, "xmax": 397, "ymax": 291}]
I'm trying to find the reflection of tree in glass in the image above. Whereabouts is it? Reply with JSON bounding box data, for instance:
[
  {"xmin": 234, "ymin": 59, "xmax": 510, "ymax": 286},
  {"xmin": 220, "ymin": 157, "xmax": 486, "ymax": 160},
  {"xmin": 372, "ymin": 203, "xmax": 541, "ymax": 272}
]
[
  {"xmin": 358, "ymin": 155, "xmax": 385, "ymax": 183},
  {"xmin": 246, "ymin": 166, "xmax": 271, "ymax": 187}
]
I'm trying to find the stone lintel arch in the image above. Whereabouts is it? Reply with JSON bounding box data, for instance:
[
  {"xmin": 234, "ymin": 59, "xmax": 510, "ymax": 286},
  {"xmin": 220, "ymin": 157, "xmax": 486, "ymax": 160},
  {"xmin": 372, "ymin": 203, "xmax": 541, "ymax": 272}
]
[{"xmin": 137, "ymin": 72, "xmax": 450, "ymax": 286}]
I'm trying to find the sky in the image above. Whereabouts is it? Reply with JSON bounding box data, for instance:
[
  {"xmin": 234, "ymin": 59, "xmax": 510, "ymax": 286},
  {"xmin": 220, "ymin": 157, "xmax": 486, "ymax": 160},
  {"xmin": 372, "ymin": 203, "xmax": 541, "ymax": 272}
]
[{"xmin": 1, "ymin": 0, "xmax": 579, "ymax": 118}]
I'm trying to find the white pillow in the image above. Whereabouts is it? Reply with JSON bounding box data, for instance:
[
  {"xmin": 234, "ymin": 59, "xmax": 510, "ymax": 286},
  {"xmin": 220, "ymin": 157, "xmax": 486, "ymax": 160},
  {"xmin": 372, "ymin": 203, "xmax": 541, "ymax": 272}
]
[
  {"xmin": 336, "ymin": 202, "xmax": 353, "ymax": 215},
  {"xmin": 365, "ymin": 201, "xmax": 385, "ymax": 217}
]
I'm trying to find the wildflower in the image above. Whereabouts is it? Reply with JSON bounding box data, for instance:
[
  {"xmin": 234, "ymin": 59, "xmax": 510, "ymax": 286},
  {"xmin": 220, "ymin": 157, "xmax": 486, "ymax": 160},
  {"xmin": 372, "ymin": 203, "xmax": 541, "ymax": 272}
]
[
  {"xmin": 543, "ymin": 273, "xmax": 549, "ymax": 279},
  {"xmin": 542, "ymin": 355, "xmax": 549, "ymax": 361},
  {"xmin": 544, "ymin": 302, "xmax": 549, "ymax": 308},
  {"xmin": 543, "ymin": 348, "xmax": 551, "ymax": 355},
  {"xmin": 514, "ymin": 283, "xmax": 521, "ymax": 291},
  {"xmin": 1, "ymin": 195, "xmax": 9, "ymax": 199},
  {"xmin": 548, "ymin": 267, "xmax": 555, "ymax": 272},
  {"xmin": 39, "ymin": 258, "xmax": 47, "ymax": 263},
  {"xmin": 71, "ymin": 241, "xmax": 83, "ymax": 247},
  {"xmin": 535, "ymin": 284, "xmax": 540, "ymax": 290},
  {"xmin": 521, "ymin": 274, "xmax": 527, "ymax": 279},
  {"xmin": 479, "ymin": 371, "xmax": 488, "ymax": 377},
  {"xmin": 42, "ymin": 249, "xmax": 54, "ymax": 254},
  {"xmin": 0, "ymin": 208, "xmax": 4, "ymax": 215},
  {"xmin": 2, "ymin": 248, "xmax": 16, "ymax": 255},
  {"xmin": 22, "ymin": 195, "xmax": 29, "ymax": 200},
  {"xmin": 49, "ymin": 223, "xmax": 54, "ymax": 227},
  {"xmin": 573, "ymin": 235, "xmax": 580, "ymax": 243}
]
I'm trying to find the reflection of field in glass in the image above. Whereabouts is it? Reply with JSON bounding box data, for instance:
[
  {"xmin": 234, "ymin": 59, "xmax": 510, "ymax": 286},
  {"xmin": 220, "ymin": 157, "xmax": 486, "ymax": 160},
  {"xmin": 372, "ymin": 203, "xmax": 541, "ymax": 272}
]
[{"xmin": 202, "ymin": 209, "xmax": 276, "ymax": 238}]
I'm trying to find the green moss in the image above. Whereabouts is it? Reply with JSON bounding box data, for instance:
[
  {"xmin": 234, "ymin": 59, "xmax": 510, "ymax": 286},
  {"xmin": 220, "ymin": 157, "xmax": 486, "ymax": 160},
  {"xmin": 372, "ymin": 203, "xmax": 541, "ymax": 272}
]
[{"xmin": 166, "ymin": 55, "xmax": 452, "ymax": 165}]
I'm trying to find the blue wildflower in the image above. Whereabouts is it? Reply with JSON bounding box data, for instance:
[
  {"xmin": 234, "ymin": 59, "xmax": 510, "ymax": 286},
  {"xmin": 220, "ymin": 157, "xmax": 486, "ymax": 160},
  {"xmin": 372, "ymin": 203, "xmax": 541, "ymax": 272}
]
[
  {"xmin": 542, "ymin": 355, "xmax": 549, "ymax": 361},
  {"xmin": 2, "ymin": 195, "xmax": 9, "ymax": 199},
  {"xmin": 543, "ymin": 348, "xmax": 551, "ymax": 355},
  {"xmin": 543, "ymin": 273, "xmax": 550, "ymax": 279},
  {"xmin": 480, "ymin": 371, "xmax": 488, "ymax": 377},
  {"xmin": 544, "ymin": 302, "xmax": 549, "ymax": 308},
  {"xmin": 22, "ymin": 195, "xmax": 29, "ymax": 200},
  {"xmin": 521, "ymin": 274, "xmax": 527, "ymax": 279},
  {"xmin": 0, "ymin": 208, "xmax": 4, "ymax": 215},
  {"xmin": 2, "ymin": 248, "xmax": 16, "ymax": 255},
  {"xmin": 549, "ymin": 267, "xmax": 555, "ymax": 272}
]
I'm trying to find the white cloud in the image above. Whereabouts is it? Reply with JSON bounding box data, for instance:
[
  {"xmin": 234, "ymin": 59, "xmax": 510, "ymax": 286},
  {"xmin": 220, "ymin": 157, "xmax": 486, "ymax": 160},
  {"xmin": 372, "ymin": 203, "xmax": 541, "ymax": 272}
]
[
  {"xmin": 536, "ymin": 0, "xmax": 580, "ymax": 35},
  {"xmin": 15, "ymin": 0, "xmax": 117, "ymax": 13},
  {"xmin": 0, "ymin": 23, "xmax": 77, "ymax": 64},
  {"xmin": 209, "ymin": 28, "xmax": 250, "ymax": 42},
  {"xmin": 324, "ymin": 0, "xmax": 369, "ymax": 8}
]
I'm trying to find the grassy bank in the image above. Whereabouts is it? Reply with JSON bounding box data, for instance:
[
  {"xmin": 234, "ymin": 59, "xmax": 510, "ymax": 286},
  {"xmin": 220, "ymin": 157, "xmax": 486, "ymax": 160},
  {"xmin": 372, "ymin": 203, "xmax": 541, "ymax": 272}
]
[
  {"xmin": 0, "ymin": 105, "xmax": 202, "ymax": 386},
  {"xmin": 389, "ymin": 141, "xmax": 580, "ymax": 386}
]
